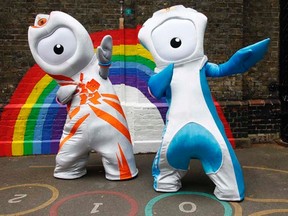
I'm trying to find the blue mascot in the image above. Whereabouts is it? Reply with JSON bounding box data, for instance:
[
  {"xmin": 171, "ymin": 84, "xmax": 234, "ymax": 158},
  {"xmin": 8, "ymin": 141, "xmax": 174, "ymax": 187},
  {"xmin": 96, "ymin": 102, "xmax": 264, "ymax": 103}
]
[{"xmin": 138, "ymin": 5, "xmax": 270, "ymax": 201}]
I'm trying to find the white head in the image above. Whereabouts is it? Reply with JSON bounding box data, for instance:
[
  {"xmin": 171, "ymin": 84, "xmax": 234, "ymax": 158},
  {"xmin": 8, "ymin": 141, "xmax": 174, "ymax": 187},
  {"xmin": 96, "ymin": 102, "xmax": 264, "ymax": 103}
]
[
  {"xmin": 138, "ymin": 5, "xmax": 207, "ymax": 70},
  {"xmin": 28, "ymin": 11, "xmax": 95, "ymax": 78}
]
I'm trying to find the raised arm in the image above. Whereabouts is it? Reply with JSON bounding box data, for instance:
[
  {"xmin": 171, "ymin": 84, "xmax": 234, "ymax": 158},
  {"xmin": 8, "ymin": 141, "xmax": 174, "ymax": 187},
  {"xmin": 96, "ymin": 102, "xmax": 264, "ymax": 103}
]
[
  {"xmin": 206, "ymin": 38, "xmax": 270, "ymax": 77},
  {"xmin": 148, "ymin": 64, "xmax": 174, "ymax": 99},
  {"xmin": 97, "ymin": 35, "xmax": 113, "ymax": 79}
]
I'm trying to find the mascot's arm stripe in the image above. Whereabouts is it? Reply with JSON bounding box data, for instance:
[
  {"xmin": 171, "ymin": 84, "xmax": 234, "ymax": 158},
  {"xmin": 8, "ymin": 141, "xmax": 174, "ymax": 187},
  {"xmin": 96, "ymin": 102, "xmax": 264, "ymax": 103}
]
[
  {"xmin": 48, "ymin": 74, "xmax": 74, "ymax": 82},
  {"xmin": 103, "ymin": 99, "xmax": 126, "ymax": 119},
  {"xmin": 58, "ymin": 82, "xmax": 77, "ymax": 86},
  {"xmin": 89, "ymin": 105, "xmax": 131, "ymax": 142},
  {"xmin": 59, "ymin": 113, "xmax": 90, "ymax": 149},
  {"xmin": 116, "ymin": 143, "xmax": 132, "ymax": 180}
]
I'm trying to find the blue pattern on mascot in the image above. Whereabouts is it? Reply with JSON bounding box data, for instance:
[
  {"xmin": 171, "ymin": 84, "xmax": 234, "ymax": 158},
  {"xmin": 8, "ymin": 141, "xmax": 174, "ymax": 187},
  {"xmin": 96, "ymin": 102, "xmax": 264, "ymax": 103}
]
[{"xmin": 138, "ymin": 5, "xmax": 270, "ymax": 201}]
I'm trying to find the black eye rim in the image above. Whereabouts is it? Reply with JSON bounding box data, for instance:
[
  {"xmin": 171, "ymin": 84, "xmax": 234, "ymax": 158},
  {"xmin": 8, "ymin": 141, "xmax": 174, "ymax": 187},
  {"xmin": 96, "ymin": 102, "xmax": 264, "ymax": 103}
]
[
  {"xmin": 53, "ymin": 44, "xmax": 64, "ymax": 55},
  {"xmin": 170, "ymin": 37, "xmax": 182, "ymax": 48}
]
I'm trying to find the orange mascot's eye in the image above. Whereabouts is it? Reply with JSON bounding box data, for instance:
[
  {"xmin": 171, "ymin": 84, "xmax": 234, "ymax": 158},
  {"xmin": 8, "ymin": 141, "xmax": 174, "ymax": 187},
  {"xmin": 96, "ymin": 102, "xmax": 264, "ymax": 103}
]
[{"xmin": 37, "ymin": 18, "xmax": 47, "ymax": 26}]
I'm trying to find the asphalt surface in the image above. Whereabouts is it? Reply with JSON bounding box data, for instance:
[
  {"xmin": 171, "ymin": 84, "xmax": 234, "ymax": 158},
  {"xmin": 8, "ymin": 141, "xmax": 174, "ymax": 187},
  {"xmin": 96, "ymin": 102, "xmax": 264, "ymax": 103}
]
[{"xmin": 0, "ymin": 144, "xmax": 287, "ymax": 216}]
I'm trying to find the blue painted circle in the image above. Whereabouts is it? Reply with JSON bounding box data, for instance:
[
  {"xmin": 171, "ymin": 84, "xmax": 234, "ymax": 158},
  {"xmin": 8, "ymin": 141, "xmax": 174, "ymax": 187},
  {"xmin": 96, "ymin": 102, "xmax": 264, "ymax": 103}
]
[{"xmin": 145, "ymin": 191, "xmax": 233, "ymax": 216}]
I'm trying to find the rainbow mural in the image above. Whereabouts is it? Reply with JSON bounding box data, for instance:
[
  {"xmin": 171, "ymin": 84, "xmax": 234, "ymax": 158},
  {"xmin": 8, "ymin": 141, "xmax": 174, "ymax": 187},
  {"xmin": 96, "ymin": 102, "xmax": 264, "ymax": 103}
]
[{"xmin": 0, "ymin": 28, "xmax": 235, "ymax": 156}]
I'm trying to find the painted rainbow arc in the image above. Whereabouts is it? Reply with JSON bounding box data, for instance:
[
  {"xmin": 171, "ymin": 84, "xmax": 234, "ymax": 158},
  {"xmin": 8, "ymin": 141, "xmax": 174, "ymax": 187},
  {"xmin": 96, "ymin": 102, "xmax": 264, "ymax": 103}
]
[{"xmin": 0, "ymin": 28, "xmax": 235, "ymax": 156}]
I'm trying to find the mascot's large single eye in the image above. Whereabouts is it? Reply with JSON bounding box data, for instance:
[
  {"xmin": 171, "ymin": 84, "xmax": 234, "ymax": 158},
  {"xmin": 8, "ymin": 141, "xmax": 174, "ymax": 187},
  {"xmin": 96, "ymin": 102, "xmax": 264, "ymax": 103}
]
[
  {"xmin": 37, "ymin": 18, "xmax": 47, "ymax": 26},
  {"xmin": 37, "ymin": 28, "xmax": 77, "ymax": 65},
  {"xmin": 170, "ymin": 37, "xmax": 182, "ymax": 48},
  {"xmin": 54, "ymin": 44, "xmax": 64, "ymax": 55},
  {"xmin": 151, "ymin": 19, "xmax": 197, "ymax": 62}
]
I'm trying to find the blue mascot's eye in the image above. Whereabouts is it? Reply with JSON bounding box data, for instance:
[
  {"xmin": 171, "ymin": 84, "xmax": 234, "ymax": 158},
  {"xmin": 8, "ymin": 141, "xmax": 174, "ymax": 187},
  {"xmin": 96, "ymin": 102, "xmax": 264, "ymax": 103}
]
[
  {"xmin": 54, "ymin": 44, "xmax": 64, "ymax": 55},
  {"xmin": 170, "ymin": 37, "xmax": 182, "ymax": 48}
]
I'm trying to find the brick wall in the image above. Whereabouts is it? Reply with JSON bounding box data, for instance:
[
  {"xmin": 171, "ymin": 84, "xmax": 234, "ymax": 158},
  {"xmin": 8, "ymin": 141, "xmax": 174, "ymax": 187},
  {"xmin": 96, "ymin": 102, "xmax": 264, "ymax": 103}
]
[
  {"xmin": 248, "ymin": 99, "xmax": 281, "ymax": 143},
  {"xmin": 240, "ymin": 0, "xmax": 280, "ymax": 146},
  {"xmin": 0, "ymin": 0, "xmax": 121, "ymax": 109},
  {"xmin": 136, "ymin": 0, "xmax": 281, "ymax": 146},
  {"xmin": 0, "ymin": 0, "xmax": 281, "ymax": 152}
]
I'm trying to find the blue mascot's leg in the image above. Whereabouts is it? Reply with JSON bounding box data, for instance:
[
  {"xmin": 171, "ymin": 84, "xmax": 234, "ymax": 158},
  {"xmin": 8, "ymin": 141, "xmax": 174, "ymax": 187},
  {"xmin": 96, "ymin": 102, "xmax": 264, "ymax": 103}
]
[
  {"xmin": 152, "ymin": 147, "xmax": 187, "ymax": 192},
  {"xmin": 152, "ymin": 122, "xmax": 222, "ymax": 192},
  {"xmin": 167, "ymin": 123, "xmax": 223, "ymax": 173},
  {"xmin": 209, "ymin": 137, "xmax": 245, "ymax": 201},
  {"xmin": 152, "ymin": 138, "xmax": 187, "ymax": 192},
  {"xmin": 163, "ymin": 122, "xmax": 244, "ymax": 201}
]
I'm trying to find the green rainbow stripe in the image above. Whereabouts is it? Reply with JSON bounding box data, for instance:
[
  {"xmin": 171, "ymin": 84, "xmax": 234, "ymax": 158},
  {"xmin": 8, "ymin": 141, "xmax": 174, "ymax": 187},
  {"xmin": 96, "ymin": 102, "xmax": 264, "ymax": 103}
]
[
  {"xmin": 23, "ymin": 80, "xmax": 58, "ymax": 155},
  {"xmin": 12, "ymin": 74, "xmax": 54, "ymax": 155},
  {"xmin": 112, "ymin": 55, "xmax": 155, "ymax": 70},
  {"xmin": 10, "ymin": 43, "xmax": 154, "ymax": 156},
  {"xmin": 0, "ymin": 28, "xmax": 235, "ymax": 156}
]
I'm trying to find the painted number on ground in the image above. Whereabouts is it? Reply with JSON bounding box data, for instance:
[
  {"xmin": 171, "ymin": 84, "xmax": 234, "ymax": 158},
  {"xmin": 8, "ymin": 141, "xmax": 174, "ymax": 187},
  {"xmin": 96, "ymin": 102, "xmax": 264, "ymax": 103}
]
[
  {"xmin": 179, "ymin": 202, "xmax": 197, "ymax": 213},
  {"xmin": 8, "ymin": 194, "xmax": 28, "ymax": 203},
  {"xmin": 91, "ymin": 203, "xmax": 103, "ymax": 214}
]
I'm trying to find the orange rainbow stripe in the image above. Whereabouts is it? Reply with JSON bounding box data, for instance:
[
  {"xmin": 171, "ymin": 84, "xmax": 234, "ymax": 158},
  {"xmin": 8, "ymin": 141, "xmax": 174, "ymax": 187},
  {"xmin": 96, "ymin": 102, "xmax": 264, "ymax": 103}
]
[{"xmin": 0, "ymin": 28, "xmax": 235, "ymax": 156}]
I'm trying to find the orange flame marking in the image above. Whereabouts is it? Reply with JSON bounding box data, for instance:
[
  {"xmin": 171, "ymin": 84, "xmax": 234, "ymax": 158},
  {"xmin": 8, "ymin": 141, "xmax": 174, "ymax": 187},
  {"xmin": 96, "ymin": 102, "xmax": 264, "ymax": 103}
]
[
  {"xmin": 103, "ymin": 98, "xmax": 126, "ymax": 119},
  {"xmin": 66, "ymin": 102, "xmax": 71, "ymax": 113},
  {"xmin": 59, "ymin": 113, "xmax": 90, "ymax": 150},
  {"xmin": 101, "ymin": 93, "xmax": 119, "ymax": 101},
  {"xmin": 116, "ymin": 144, "xmax": 132, "ymax": 180},
  {"xmin": 80, "ymin": 73, "xmax": 84, "ymax": 82},
  {"xmin": 89, "ymin": 105, "xmax": 131, "ymax": 142},
  {"xmin": 69, "ymin": 106, "xmax": 80, "ymax": 119}
]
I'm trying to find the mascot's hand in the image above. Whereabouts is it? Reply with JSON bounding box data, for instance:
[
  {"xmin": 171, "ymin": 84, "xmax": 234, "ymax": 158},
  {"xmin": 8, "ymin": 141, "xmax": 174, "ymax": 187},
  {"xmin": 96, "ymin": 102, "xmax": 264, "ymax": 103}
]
[
  {"xmin": 239, "ymin": 38, "xmax": 270, "ymax": 71},
  {"xmin": 56, "ymin": 84, "xmax": 78, "ymax": 105},
  {"xmin": 148, "ymin": 64, "xmax": 174, "ymax": 99},
  {"xmin": 229, "ymin": 38, "xmax": 270, "ymax": 72},
  {"xmin": 97, "ymin": 35, "xmax": 113, "ymax": 79},
  {"xmin": 210, "ymin": 38, "xmax": 270, "ymax": 77}
]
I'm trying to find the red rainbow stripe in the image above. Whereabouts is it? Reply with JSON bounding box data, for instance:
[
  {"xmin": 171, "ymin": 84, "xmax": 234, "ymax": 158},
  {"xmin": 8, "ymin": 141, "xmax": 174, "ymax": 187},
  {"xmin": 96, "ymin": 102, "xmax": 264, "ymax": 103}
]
[{"xmin": 0, "ymin": 27, "xmax": 235, "ymax": 156}]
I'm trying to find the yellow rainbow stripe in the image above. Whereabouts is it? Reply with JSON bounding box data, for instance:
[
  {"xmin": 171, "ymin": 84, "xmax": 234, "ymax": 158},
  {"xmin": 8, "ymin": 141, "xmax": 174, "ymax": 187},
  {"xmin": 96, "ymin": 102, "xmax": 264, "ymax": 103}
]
[
  {"xmin": 12, "ymin": 74, "xmax": 53, "ymax": 155},
  {"xmin": 11, "ymin": 44, "xmax": 153, "ymax": 156},
  {"xmin": 95, "ymin": 44, "xmax": 154, "ymax": 62}
]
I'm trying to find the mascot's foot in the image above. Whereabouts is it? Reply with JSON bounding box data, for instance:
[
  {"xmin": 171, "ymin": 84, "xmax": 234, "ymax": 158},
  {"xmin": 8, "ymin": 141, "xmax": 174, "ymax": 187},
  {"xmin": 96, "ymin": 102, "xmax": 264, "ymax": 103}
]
[
  {"xmin": 54, "ymin": 169, "xmax": 87, "ymax": 180},
  {"xmin": 153, "ymin": 180, "xmax": 182, "ymax": 192},
  {"xmin": 105, "ymin": 169, "xmax": 139, "ymax": 181},
  {"xmin": 153, "ymin": 169, "xmax": 185, "ymax": 192},
  {"xmin": 154, "ymin": 186, "xmax": 180, "ymax": 193},
  {"xmin": 214, "ymin": 187, "xmax": 244, "ymax": 202}
]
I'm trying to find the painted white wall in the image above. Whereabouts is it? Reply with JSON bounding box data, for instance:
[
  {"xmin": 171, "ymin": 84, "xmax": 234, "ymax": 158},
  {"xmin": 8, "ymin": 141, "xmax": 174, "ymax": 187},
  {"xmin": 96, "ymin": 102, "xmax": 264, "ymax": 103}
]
[{"xmin": 114, "ymin": 84, "xmax": 164, "ymax": 153}]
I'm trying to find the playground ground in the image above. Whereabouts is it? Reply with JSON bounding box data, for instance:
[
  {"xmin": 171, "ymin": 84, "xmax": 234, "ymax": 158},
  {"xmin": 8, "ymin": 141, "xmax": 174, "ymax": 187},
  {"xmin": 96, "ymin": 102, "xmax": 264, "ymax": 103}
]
[{"xmin": 0, "ymin": 143, "xmax": 288, "ymax": 216}]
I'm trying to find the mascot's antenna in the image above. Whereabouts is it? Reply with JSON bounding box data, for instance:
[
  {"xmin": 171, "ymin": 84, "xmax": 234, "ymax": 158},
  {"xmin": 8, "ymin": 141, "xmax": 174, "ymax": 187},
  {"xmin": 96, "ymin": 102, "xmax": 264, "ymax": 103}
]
[{"xmin": 119, "ymin": 0, "xmax": 124, "ymax": 29}]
